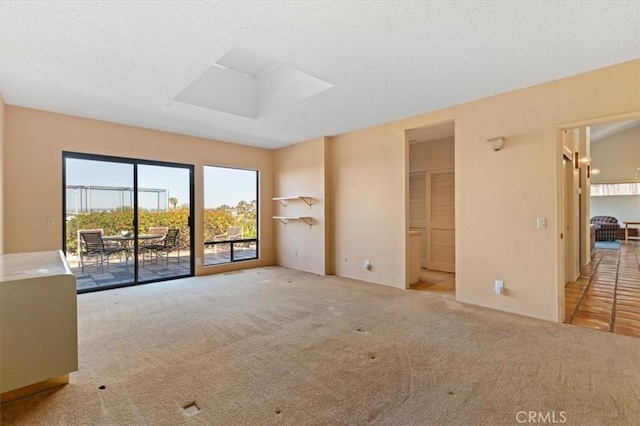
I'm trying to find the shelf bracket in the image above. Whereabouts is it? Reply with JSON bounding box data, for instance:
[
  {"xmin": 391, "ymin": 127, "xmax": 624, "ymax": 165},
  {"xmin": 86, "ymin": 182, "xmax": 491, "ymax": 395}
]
[
  {"xmin": 300, "ymin": 197, "xmax": 313, "ymax": 207},
  {"xmin": 300, "ymin": 217, "xmax": 314, "ymax": 227}
]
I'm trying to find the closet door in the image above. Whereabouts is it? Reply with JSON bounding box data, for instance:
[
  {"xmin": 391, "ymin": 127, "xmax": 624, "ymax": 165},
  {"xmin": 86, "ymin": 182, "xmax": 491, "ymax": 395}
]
[
  {"xmin": 409, "ymin": 172, "xmax": 427, "ymax": 268},
  {"xmin": 426, "ymin": 170, "xmax": 455, "ymax": 273}
]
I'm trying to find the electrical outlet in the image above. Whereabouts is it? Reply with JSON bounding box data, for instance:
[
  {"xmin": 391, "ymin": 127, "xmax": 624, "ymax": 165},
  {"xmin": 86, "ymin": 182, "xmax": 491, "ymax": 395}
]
[
  {"xmin": 196, "ymin": 258, "xmax": 202, "ymax": 266},
  {"xmin": 47, "ymin": 217, "xmax": 55, "ymax": 227},
  {"xmin": 536, "ymin": 217, "xmax": 546, "ymax": 229}
]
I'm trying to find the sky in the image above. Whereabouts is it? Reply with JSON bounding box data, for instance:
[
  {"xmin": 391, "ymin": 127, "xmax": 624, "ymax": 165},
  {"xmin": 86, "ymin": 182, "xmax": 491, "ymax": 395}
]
[{"xmin": 65, "ymin": 158, "xmax": 257, "ymax": 211}]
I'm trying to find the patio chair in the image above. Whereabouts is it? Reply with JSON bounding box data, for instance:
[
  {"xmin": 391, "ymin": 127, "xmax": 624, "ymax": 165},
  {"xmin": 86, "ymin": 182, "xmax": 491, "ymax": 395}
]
[
  {"xmin": 142, "ymin": 228, "xmax": 180, "ymax": 266},
  {"xmin": 79, "ymin": 231, "xmax": 127, "ymax": 273},
  {"xmin": 147, "ymin": 226, "xmax": 168, "ymax": 244},
  {"xmin": 77, "ymin": 228, "xmax": 103, "ymax": 258},
  {"xmin": 213, "ymin": 226, "xmax": 243, "ymax": 242},
  {"xmin": 212, "ymin": 226, "xmax": 243, "ymax": 253}
]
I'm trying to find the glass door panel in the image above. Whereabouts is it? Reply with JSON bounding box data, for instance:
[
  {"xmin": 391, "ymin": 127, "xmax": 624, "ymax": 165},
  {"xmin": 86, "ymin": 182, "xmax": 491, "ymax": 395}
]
[
  {"xmin": 64, "ymin": 157, "xmax": 135, "ymax": 291},
  {"xmin": 136, "ymin": 164, "xmax": 192, "ymax": 282},
  {"xmin": 203, "ymin": 166, "xmax": 258, "ymax": 266}
]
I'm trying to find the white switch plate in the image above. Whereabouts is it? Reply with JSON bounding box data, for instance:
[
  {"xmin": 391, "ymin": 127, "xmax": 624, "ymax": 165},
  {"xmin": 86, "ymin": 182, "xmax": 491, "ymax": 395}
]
[
  {"xmin": 536, "ymin": 217, "xmax": 546, "ymax": 229},
  {"xmin": 196, "ymin": 258, "xmax": 202, "ymax": 266},
  {"xmin": 46, "ymin": 217, "xmax": 55, "ymax": 227},
  {"xmin": 364, "ymin": 260, "xmax": 371, "ymax": 270},
  {"xmin": 495, "ymin": 280, "xmax": 504, "ymax": 295}
]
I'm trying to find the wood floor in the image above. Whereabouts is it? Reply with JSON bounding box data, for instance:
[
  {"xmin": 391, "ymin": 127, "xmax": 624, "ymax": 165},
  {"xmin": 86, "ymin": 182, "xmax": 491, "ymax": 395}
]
[
  {"xmin": 410, "ymin": 268, "xmax": 455, "ymax": 295},
  {"xmin": 565, "ymin": 241, "xmax": 640, "ymax": 337}
]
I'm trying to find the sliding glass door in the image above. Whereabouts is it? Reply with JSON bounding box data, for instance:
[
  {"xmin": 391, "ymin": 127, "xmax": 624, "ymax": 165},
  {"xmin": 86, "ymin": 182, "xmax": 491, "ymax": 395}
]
[
  {"xmin": 137, "ymin": 164, "xmax": 192, "ymax": 283},
  {"xmin": 63, "ymin": 152, "xmax": 194, "ymax": 293},
  {"xmin": 65, "ymin": 157, "xmax": 135, "ymax": 290}
]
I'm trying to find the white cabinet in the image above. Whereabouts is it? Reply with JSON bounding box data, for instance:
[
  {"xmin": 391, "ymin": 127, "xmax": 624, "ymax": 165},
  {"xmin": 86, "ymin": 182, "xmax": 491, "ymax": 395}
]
[{"xmin": 0, "ymin": 250, "xmax": 78, "ymax": 401}]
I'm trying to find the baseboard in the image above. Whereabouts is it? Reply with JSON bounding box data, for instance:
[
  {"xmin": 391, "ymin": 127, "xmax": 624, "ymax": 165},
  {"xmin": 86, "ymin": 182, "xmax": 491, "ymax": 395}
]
[{"xmin": 0, "ymin": 374, "xmax": 69, "ymax": 403}]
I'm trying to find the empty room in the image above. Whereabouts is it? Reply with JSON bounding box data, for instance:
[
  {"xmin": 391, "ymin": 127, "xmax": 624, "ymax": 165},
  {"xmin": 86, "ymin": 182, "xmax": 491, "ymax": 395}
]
[{"xmin": 1, "ymin": 2, "xmax": 639, "ymax": 425}]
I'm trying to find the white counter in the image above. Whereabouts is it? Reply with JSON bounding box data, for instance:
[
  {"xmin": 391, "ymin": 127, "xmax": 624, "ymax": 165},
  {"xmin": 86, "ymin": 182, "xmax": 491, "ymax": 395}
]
[{"xmin": 0, "ymin": 250, "xmax": 78, "ymax": 399}]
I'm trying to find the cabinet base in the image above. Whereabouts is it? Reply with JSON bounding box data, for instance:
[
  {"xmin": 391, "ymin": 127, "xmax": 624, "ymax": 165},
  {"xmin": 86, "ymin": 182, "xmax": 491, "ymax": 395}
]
[{"xmin": 1, "ymin": 374, "xmax": 69, "ymax": 403}]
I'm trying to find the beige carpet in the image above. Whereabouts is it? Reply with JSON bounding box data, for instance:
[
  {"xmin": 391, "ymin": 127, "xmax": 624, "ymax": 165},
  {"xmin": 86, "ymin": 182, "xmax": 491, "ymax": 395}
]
[{"xmin": 2, "ymin": 266, "xmax": 640, "ymax": 425}]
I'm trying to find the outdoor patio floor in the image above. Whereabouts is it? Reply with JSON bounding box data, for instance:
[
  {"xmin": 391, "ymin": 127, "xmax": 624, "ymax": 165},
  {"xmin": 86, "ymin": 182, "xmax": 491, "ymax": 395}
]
[
  {"xmin": 73, "ymin": 256, "xmax": 191, "ymax": 290},
  {"xmin": 71, "ymin": 247, "xmax": 258, "ymax": 290}
]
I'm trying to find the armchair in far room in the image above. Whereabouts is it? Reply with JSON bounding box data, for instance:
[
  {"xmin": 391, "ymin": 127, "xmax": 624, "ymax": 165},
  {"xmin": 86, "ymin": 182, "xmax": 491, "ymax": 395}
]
[{"xmin": 590, "ymin": 216, "xmax": 620, "ymax": 241}]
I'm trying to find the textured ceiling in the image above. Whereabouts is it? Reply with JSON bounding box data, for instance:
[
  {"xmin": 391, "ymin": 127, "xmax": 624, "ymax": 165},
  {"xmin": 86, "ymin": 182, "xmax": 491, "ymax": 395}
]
[{"xmin": 1, "ymin": 1, "xmax": 639, "ymax": 149}]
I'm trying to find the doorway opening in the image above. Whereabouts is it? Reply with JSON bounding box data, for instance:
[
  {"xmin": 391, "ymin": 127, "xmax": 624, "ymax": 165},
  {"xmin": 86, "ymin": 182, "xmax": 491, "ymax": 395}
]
[
  {"xmin": 63, "ymin": 152, "xmax": 195, "ymax": 293},
  {"xmin": 406, "ymin": 121, "xmax": 456, "ymax": 296},
  {"xmin": 560, "ymin": 113, "xmax": 640, "ymax": 338}
]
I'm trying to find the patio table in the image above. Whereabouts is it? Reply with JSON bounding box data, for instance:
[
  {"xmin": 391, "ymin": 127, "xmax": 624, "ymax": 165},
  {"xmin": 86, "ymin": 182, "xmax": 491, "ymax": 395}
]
[{"xmin": 102, "ymin": 234, "xmax": 164, "ymax": 264}]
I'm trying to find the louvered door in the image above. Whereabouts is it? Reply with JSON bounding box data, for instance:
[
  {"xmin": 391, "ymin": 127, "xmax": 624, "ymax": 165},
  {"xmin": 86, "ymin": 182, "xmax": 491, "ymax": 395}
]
[
  {"xmin": 409, "ymin": 172, "xmax": 427, "ymax": 268},
  {"xmin": 426, "ymin": 170, "xmax": 455, "ymax": 272}
]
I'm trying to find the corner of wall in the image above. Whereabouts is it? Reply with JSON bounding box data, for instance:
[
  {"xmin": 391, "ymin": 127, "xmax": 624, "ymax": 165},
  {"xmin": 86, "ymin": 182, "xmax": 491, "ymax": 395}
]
[
  {"xmin": 273, "ymin": 137, "xmax": 329, "ymax": 275},
  {"xmin": 0, "ymin": 94, "xmax": 5, "ymax": 254},
  {"xmin": 324, "ymin": 137, "xmax": 334, "ymax": 275}
]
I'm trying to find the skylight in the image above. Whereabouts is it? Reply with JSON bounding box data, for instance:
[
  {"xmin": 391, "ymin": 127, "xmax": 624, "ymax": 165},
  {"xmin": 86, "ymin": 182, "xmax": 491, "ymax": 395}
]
[{"xmin": 174, "ymin": 47, "xmax": 333, "ymax": 119}]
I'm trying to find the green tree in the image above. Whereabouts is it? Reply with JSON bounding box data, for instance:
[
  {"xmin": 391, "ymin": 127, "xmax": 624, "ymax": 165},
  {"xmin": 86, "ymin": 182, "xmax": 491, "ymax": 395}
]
[{"xmin": 168, "ymin": 197, "xmax": 178, "ymax": 209}]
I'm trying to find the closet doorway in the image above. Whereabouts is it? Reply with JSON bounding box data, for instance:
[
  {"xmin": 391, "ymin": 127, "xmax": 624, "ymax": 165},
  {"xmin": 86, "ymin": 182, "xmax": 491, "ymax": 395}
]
[{"xmin": 407, "ymin": 121, "xmax": 456, "ymax": 294}]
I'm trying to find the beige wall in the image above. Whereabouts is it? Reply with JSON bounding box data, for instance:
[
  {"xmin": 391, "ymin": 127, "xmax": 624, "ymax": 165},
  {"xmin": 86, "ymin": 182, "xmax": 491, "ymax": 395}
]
[
  {"xmin": 577, "ymin": 128, "xmax": 591, "ymax": 267},
  {"xmin": 0, "ymin": 95, "xmax": 4, "ymax": 254},
  {"xmin": 590, "ymin": 125, "xmax": 640, "ymax": 224},
  {"xmin": 561, "ymin": 129, "xmax": 582, "ymax": 281},
  {"xmin": 273, "ymin": 137, "xmax": 328, "ymax": 275},
  {"xmin": 331, "ymin": 59, "xmax": 639, "ymax": 321},
  {"xmin": 409, "ymin": 137, "xmax": 454, "ymax": 172},
  {"xmin": 331, "ymin": 124, "xmax": 408, "ymax": 288},
  {"xmin": 3, "ymin": 106, "xmax": 275, "ymax": 275}
]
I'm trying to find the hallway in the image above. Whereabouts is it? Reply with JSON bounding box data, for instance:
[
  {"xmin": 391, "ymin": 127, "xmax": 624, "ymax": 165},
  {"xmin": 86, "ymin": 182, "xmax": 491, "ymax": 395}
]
[{"xmin": 565, "ymin": 242, "xmax": 640, "ymax": 337}]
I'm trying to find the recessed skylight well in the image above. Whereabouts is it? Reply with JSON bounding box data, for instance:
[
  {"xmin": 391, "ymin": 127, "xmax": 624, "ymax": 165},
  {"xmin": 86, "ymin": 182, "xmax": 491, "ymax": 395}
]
[
  {"xmin": 174, "ymin": 47, "xmax": 333, "ymax": 119},
  {"xmin": 216, "ymin": 47, "xmax": 276, "ymax": 77}
]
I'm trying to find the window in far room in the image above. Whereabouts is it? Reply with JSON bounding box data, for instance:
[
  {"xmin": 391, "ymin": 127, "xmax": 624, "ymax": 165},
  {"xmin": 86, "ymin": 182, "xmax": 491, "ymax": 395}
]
[
  {"xmin": 591, "ymin": 182, "xmax": 640, "ymax": 196},
  {"xmin": 203, "ymin": 166, "xmax": 258, "ymax": 266}
]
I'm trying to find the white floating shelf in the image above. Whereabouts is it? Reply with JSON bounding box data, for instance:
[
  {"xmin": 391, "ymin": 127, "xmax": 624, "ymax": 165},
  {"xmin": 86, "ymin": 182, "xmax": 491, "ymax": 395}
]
[
  {"xmin": 272, "ymin": 196, "xmax": 314, "ymax": 207},
  {"xmin": 273, "ymin": 216, "xmax": 314, "ymax": 227}
]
